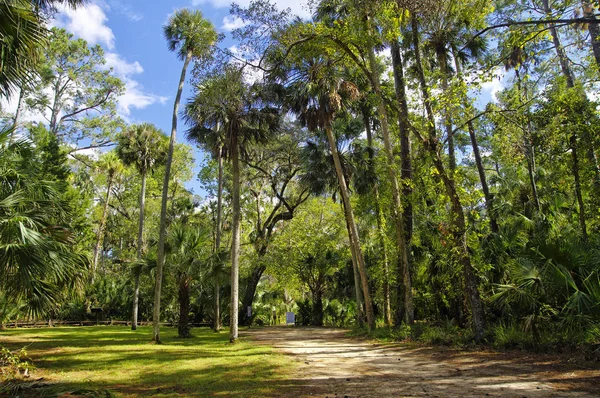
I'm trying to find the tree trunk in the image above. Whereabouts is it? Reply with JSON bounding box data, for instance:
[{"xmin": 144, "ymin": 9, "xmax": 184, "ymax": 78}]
[
  {"xmin": 583, "ymin": 0, "xmax": 600, "ymax": 69},
  {"xmin": 324, "ymin": 124, "xmax": 375, "ymax": 331},
  {"xmin": 10, "ymin": 88, "xmax": 25, "ymax": 144},
  {"xmin": 239, "ymin": 264, "xmax": 266, "ymax": 326},
  {"xmin": 92, "ymin": 176, "xmax": 113, "ymax": 283},
  {"xmin": 514, "ymin": 68, "xmax": 541, "ymax": 212},
  {"xmin": 366, "ymin": 43, "xmax": 413, "ymax": 326},
  {"xmin": 343, "ymin": 201, "xmax": 365, "ymax": 326},
  {"xmin": 312, "ymin": 289, "xmax": 324, "ymax": 326},
  {"xmin": 451, "ymin": 52, "xmax": 498, "ymax": 234},
  {"xmin": 542, "ymin": 0, "xmax": 587, "ymax": 239},
  {"xmin": 178, "ymin": 272, "xmax": 191, "ymax": 338},
  {"xmin": 230, "ymin": 132, "xmax": 241, "ymax": 343},
  {"xmin": 152, "ymin": 49, "xmax": 192, "ymax": 343},
  {"xmin": 411, "ymin": 14, "xmax": 485, "ymax": 340},
  {"xmin": 390, "ymin": 39, "xmax": 415, "ymax": 326},
  {"xmin": 364, "ymin": 114, "xmax": 391, "ymax": 327},
  {"xmin": 214, "ymin": 145, "xmax": 223, "ymax": 331},
  {"xmin": 132, "ymin": 170, "xmax": 147, "ymax": 331},
  {"xmin": 437, "ymin": 50, "xmax": 456, "ymax": 173}
]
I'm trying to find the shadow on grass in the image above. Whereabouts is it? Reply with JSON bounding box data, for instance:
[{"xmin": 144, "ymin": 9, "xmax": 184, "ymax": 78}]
[{"xmin": 0, "ymin": 326, "xmax": 302, "ymax": 397}]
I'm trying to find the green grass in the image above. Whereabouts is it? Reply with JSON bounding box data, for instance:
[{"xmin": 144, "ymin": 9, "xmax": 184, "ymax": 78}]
[{"xmin": 0, "ymin": 326, "xmax": 299, "ymax": 397}]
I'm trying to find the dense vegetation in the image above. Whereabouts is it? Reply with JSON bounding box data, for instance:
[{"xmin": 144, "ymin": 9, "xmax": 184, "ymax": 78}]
[{"xmin": 1, "ymin": 0, "xmax": 600, "ymax": 350}]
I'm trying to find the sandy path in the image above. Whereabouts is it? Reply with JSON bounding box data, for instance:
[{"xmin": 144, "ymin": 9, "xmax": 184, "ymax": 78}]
[{"xmin": 242, "ymin": 327, "xmax": 600, "ymax": 398}]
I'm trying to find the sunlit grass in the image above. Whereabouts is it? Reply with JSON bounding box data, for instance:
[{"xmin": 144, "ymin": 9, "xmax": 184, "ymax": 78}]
[{"xmin": 0, "ymin": 326, "xmax": 299, "ymax": 397}]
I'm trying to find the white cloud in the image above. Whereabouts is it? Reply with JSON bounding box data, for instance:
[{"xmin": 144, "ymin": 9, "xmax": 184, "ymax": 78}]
[
  {"xmin": 52, "ymin": 2, "xmax": 167, "ymax": 118},
  {"xmin": 118, "ymin": 78, "xmax": 168, "ymax": 116},
  {"xmin": 105, "ymin": 53, "xmax": 144, "ymax": 76},
  {"xmin": 53, "ymin": 3, "xmax": 115, "ymax": 49},
  {"xmin": 222, "ymin": 15, "xmax": 248, "ymax": 31},
  {"xmin": 191, "ymin": 0, "xmax": 311, "ymax": 19}
]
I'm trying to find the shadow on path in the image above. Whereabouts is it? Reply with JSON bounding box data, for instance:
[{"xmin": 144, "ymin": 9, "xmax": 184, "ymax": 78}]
[{"xmin": 243, "ymin": 326, "xmax": 600, "ymax": 398}]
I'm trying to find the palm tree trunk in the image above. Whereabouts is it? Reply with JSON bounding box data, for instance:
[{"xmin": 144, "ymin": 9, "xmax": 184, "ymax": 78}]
[
  {"xmin": 92, "ymin": 176, "xmax": 113, "ymax": 283},
  {"xmin": 153, "ymin": 48, "xmax": 193, "ymax": 343},
  {"xmin": 214, "ymin": 145, "xmax": 223, "ymax": 331},
  {"xmin": 411, "ymin": 14, "xmax": 485, "ymax": 340},
  {"xmin": 324, "ymin": 125, "xmax": 375, "ymax": 330},
  {"xmin": 132, "ymin": 170, "xmax": 147, "ymax": 331},
  {"xmin": 364, "ymin": 113, "xmax": 391, "ymax": 326},
  {"xmin": 230, "ymin": 132, "xmax": 241, "ymax": 343},
  {"xmin": 366, "ymin": 44, "xmax": 414, "ymax": 325}
]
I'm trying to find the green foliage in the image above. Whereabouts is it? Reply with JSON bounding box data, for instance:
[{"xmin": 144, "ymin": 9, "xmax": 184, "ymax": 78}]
[{"xmin": 0, "ymin": 346, "xmax": 34, "ymax": 380}]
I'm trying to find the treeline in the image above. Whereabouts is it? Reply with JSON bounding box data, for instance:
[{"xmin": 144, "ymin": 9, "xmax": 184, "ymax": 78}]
[{"xmin": 1, "ymin": 0, "xmax": 600, "ymax": 348}]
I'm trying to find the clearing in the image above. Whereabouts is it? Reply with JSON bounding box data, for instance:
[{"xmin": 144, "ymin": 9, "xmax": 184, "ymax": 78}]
[{"xmin": 0, "ymin": 326, "xmax": 599, "ymax": 397}]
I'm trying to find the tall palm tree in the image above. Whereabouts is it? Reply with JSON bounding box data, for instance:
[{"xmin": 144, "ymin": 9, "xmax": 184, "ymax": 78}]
[
  {"xmin": 185, "ymin": 65, "xmax": 280, "ymax": 342},
  {"xmin": 153, "ymin": 8, "xmax": 218, "ymax": 343},
  {"xmin": 91, "ymin": 151, "xmax": 123, "ymax": 282},
  {"xmin": 185, "ymin": 121, "xmax": 226, "ymax": 331},
  {"xmin": 275, "ymin": 51, "xmax": 376, "ymax": 330},
  {"xmin": 116, "ymin": 123, "xmax": 168, "ymax": 331}
]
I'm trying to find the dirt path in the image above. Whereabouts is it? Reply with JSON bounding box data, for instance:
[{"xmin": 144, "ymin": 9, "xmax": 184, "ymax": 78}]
[{"xmin": 242, "ymin": 327, "xmax": 600, "ymax": 398}]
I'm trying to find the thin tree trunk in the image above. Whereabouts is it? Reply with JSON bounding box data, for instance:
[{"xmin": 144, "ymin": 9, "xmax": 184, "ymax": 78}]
[
  {"xmin": 514, "ymin": 68, "xmax": 541, "ymax": 212},
  {"xmin": 342, "ymin": 200, "xmax": 365, "ymax": 326},
  {"xmin": 10, "ymin": 88, "xmax": 25, "ymax": 144},
  {"xmin": 324, "ymin": 125, "xmax": 375, "ymax": 331},
  {"xmin": 390, "ymin": 39, "xmax": 415, "ymax": 326},
  {"xmin": 451, "ymin": 52, "xmax": 498, "ymax": 233},
  {"xmin": 364, "ymin": 114, "xmax": 391, "ymax": 327},
  {"xmin": 542, "ymin": 0, "xmax": 587, "ymax": 239},
  {"xmin": 132, "ymin": 171, "xmax": 147, "ymax": 331},
  {"xmin": 411, "ymin": 14, "xmax": 485, "ymax": 340},
  {"xmin": 92, "ymin": 176, "xmax": 113, "ymax": 283},
  {"xmin": 152, "ymin": 49, "xmax": 192, "ymax": 343},
  {"xmin": 229, "ymin": 133, "xmax": 241, "ymax": 343},
  {"xmin": 214, "ymin": 145, "xmax": 223, "ymax": 331},
  {"xmin": 437, "ymin": 50, "xmax": 456, "ymax": 173},
  {"xmin": 178, "ymin": 272, "xmax": 191, "ymax": 338},
  {"xmin": 366, "ymin": 42, "xmax": 414, "ymax": 325}
]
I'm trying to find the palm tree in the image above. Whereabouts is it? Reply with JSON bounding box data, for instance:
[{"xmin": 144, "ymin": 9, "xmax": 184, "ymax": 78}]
[
  {"xmin": 0, "ymin": 0, "xmax": 85, "ymax": 98},
  {"xmin": 0, "ymin": 125, "xmax": 87, "ymax": 316},
  {"xmin": 275, "ymin": 51, "xmax": 376, "ymax": 330},
  {"xmin": 185, "ymin": 65, "xmax": 280, "ymax": 342},
  {"xmin": 91, "ymin": 151, "xmax": 123, "ymax": 282},
  {"xmin": 153, "ymin": 8, "xmax": 218, "ymax": 343},
  {"xmin": 168, "ymin": 223, "xmax": 208, "ymax": 338},
  {"xmin": 185, "ymin": 121, "xmax": 226, "ymax": 331},
  {"xmin": 116, "ymin": 123, "xmax": 168, "ymax": 331}
]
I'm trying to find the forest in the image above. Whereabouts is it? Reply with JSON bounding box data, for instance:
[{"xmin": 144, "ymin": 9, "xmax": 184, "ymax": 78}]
[{"xmin": 2, "ymin": 0, "xmax": 600, "ymax": 357}]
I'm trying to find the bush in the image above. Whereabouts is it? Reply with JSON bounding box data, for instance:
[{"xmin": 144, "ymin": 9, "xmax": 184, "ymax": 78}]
[
  {"xmin": 492, "ymin": 322, "xmax": 533, "ymax": 349},
  {"xmin": 0, "ymin": 347, "xmax": 34, "ymax": 381}
]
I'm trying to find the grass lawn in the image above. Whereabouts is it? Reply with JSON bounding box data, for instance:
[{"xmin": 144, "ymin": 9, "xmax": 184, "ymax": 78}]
[{"xmin": 0, "ymin": 326, "xmax": 299, "ymax": 397}]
